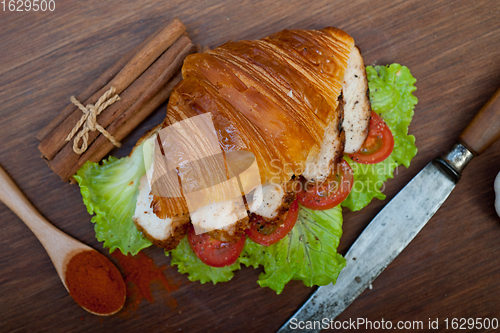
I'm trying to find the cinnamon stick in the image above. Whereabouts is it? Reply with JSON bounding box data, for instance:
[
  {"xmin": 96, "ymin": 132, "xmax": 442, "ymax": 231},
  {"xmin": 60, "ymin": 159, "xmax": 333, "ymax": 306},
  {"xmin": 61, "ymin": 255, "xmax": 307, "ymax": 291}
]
[
  {"xmin": 48, "ymin": 36, "xmax": 194, "ymax": 181},
  {"xmin": 39, "ymin": 18, "xmax": 186, "ymax": 160},
  {"xmin": 36, "ymin": 21, "xmax": 168, "ymax": 142}
]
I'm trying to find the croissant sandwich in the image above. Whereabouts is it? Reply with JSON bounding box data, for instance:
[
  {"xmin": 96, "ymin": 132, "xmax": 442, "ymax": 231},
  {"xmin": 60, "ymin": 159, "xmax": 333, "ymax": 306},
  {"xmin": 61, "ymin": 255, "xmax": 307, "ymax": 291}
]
[
  {"xmin": 76, "ymin": 25, "xmax": 417, "ymax": 292},
  {"xmin": 132, "ymin": 27, "xmax": 371, "ymax": 250}
]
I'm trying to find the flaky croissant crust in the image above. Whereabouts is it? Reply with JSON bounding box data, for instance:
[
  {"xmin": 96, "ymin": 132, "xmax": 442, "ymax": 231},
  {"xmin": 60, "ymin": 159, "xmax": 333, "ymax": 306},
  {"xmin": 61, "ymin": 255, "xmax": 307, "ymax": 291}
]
[{"xmin": 166, "ymin": 27, "xmax": 353, "ymax": 182}]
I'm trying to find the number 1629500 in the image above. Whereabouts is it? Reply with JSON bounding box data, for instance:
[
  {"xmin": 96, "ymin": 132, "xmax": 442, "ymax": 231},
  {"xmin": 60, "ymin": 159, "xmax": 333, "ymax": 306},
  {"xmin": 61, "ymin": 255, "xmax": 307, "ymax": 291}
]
[{"xmin": 2, "ymin": 0, "xmax": 55, "ymax": 11}]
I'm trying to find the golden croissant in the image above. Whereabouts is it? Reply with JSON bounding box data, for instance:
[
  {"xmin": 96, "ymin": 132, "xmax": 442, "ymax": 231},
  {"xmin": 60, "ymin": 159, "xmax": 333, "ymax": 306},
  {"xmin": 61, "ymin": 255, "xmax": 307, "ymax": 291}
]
[{"xmin": 133, "ymin": 27, "xmax": 371, "ymax": 250}]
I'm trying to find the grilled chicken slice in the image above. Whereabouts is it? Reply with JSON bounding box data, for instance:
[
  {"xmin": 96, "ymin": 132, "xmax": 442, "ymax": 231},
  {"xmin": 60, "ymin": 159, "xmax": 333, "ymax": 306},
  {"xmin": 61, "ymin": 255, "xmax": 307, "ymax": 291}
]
[
  {"xmin": 296, "ymin": 46, "xmax": 371, "ymax": 180},
  {"xmin": 249, "ymin": 180, "xmax": 297, "ymax": 222},
  {"xmin": 133, "ymin": 175, "xmax": 190, "ymax": 251},
  {"xmin": 206, "ymin": 214, "xmax": 249, "ymax": 243},
  {"xmin": 302, "ymin": 98, "xmax": 345, "ymax": 181},
  {"xmin": 342, "ymin": 46, "xmax": 371, "ymax": 153}
]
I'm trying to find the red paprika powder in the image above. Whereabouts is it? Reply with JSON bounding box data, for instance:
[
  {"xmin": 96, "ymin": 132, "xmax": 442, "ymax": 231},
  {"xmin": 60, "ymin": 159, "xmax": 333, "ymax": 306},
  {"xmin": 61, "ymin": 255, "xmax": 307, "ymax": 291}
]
[
  {"xmin": 65, "ymin": 250, "xmax": 126, "ymax": 315},
  {"xmin": 111, "ymin": 251, "xmax": 178, "ymax": 312}
]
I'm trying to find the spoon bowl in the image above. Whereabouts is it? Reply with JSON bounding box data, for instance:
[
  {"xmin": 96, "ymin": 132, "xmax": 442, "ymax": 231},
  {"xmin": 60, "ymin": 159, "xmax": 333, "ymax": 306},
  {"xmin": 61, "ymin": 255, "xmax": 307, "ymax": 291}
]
[{"xmin": 0, "ymin": 165, "xmax": 126, "ymax": 316}]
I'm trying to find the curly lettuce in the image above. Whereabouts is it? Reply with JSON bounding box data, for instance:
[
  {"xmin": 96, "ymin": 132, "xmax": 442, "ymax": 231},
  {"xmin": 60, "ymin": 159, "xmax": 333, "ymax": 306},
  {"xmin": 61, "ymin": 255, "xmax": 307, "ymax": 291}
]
[
  {"xmin": 342, "ymin": 64, "xmax": 418, "ymax": 211},
  {"xmin": 74, "ymin": 144, "xmax": 152, "ymax": 255}
]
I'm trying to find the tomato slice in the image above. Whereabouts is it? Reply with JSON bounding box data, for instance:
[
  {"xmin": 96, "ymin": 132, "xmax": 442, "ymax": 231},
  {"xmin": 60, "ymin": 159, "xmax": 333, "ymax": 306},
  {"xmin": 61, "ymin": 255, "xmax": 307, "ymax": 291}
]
[
  {"xmin": 187, "ymin": 226, "xmax": 245, "ymax": 267},
  {"xmin": 297, "ymin": 159, "xmax": 353, "ymax": 210},
  {"xmin": 247, "ymin": 199, "xmax": 299, "ymax": 246},
  {"xmin": 348, "ymin": 111, "xmax": 394, "ymax": 164}
]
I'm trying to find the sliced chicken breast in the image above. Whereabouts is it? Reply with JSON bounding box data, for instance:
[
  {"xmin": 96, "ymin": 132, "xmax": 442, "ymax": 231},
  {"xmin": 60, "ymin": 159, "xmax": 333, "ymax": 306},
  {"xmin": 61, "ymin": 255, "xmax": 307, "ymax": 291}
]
[
  {"xmin": 249, "ymin": 181, "xmax": 296, "ymax": 225},
  {"xmin": 302, "ymin": 45, "xmax": 370, "ymax": 181},
  {"xmin": 133, "ymin": 175, "xmax": 190, "ymax": 250},
  {"xmin": 342, "ymin": 46, "xmax": 371, "ymax": 153},
  {"xmin": 302, "ymin": 99, "xmax": 345, "ymax": 181}
]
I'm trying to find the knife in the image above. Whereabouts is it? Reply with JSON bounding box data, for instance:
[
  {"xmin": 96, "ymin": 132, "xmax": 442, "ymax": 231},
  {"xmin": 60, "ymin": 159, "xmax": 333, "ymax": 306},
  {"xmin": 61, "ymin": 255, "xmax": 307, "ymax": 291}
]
[{"xmin": 278, "ymin": 87, "xmax": 500, "ymax": 333}]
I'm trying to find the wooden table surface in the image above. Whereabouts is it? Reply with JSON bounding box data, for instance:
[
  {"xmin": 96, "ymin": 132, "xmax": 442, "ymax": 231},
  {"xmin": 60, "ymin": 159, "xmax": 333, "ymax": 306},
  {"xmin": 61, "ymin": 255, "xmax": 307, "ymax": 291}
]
[{"xmin": 1, "ymin": 0, "xmax": 499, "ymax": 332}]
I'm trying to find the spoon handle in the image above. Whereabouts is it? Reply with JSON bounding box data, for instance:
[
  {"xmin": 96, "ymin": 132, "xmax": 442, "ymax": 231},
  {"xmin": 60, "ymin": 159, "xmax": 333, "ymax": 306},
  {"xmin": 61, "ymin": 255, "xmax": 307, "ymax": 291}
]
[
  {"xmin": 0, "ymin": 165, "xmax": 89, "ymax": 287},
  {"xmin": 0, "ymin": 166, "xmax": 58, "ymax": 238}
]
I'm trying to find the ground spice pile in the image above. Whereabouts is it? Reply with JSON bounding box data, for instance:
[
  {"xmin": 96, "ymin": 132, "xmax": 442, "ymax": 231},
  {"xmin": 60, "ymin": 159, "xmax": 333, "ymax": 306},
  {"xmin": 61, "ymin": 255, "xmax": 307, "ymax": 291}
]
[{"xmin": 65, "ymin": 250, "xmax": 126, "ymax": 315}]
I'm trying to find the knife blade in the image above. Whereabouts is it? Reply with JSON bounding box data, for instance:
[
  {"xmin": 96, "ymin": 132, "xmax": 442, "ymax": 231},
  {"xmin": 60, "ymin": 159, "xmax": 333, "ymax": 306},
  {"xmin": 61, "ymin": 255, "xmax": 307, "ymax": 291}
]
[
  {"xmin": 277, "ymin": 161, "xmax": 457, "ymax": 333},
  {"xmin": 278, "ymin": 87, "xmax": 500, "ymax": 333}
]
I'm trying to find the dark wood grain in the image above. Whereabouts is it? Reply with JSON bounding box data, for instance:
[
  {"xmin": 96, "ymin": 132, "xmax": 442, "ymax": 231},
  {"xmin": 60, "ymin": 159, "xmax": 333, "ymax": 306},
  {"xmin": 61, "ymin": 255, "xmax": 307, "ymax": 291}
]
[{"xmin": 0, "ymin": 0, "xmax": 499, "ymax": 332}]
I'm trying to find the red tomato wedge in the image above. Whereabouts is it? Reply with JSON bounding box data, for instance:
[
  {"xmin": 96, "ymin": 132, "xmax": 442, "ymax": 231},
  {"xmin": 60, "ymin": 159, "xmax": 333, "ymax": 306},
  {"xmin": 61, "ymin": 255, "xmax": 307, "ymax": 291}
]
[
  {"xmin": 247, "ymin": 199, "xmax": 300, "ymax": 246},
  {"xmin": 348, "ymin": 111, "xmax": 394, "ymax": 164},
  {"xmin": 297, "ymin": 159, "xmax": 354, "ymax": 210},
  {"xmin": 188, "ymin": 226, "xmax": 245, "ymax": 267}
]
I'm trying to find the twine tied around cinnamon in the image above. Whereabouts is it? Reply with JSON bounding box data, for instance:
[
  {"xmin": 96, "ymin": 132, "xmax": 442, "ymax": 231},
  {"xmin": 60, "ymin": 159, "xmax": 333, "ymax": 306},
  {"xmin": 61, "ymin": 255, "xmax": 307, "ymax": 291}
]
[{"xmin": 66, "ymin": 87, "xmax": 122, "ymax": 154}]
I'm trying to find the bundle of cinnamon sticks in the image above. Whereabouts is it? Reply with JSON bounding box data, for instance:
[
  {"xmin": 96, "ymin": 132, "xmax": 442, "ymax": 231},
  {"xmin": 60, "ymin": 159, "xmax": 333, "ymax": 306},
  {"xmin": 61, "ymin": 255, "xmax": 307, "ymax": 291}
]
[{"xmin": 37, "ymin": 18, "xmax": 196, "ymax": 182}]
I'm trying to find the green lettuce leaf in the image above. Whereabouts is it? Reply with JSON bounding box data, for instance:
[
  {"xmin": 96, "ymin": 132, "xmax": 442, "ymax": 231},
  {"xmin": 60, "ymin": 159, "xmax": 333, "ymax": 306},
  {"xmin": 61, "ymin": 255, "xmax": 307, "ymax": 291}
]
[
  {"xmin": 74, "ymin": 144, "xmax": 152, "ymax": 255},
  {"xmin": 342, "ymin": 64, "xmax": 418, "ymax": 211}
]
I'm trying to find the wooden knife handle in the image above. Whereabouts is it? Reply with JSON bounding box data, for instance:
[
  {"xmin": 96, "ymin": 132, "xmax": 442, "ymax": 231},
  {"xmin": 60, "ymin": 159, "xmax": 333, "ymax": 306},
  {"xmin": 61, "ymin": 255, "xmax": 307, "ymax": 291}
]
[{"xmin": 459, "ymin": 87, "xmax": 500, "ymax": 155}]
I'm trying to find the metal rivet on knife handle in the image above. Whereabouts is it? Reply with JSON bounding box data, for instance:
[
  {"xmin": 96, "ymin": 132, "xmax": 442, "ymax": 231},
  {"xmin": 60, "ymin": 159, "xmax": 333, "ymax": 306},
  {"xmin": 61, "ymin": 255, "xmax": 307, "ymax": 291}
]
[{"xmin": 434, "ymin": 143, "xmax": 474, "ymax": 182}]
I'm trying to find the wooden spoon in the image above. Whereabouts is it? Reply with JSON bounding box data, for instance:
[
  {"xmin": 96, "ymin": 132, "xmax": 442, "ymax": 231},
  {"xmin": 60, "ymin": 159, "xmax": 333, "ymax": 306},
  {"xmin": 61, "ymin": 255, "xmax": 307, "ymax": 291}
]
[{"xmin": 0, "ymin": 165, "xmax": 126, "ymax": 316}]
